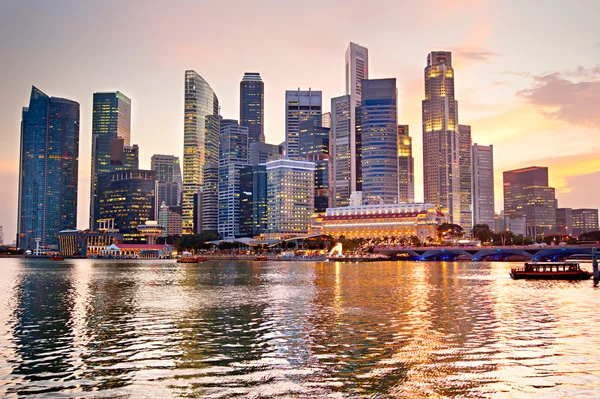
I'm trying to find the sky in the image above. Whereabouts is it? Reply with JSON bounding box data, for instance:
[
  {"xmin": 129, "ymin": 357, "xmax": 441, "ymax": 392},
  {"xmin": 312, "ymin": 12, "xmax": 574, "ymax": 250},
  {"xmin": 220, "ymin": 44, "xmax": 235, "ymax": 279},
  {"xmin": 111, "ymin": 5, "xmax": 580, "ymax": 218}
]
[{"xmin": 1, "ymin": 0, "xmax": 599, "ymax": 243}]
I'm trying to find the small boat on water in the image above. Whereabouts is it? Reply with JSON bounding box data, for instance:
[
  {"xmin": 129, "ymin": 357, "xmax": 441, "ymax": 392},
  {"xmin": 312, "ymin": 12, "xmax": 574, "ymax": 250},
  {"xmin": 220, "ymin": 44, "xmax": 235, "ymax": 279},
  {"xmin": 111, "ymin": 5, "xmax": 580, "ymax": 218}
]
[
  {"xmin": 255, "ymin": 256, "xmax": 269, "ymax": 261},
  {"xmin": 510, "ymin": 261, "xmax": 592, "ymax": 280},
  {"xmin": 50, "ymin": 255, "xmax": 64, "ymax": 261},
  {"xmin": 177, "ymin": 256, "xmax": 206, "ymax": 263}
]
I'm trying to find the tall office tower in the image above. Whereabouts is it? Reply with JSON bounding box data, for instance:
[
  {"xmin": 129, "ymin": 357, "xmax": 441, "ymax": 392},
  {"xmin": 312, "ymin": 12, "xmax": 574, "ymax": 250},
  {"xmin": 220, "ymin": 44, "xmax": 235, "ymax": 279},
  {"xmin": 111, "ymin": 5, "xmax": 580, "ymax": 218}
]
[
  {"xmin": 556, "ymin": 208, "xmax": 573, "ymax": 233},
  {"xmin": 299, "ymin": 119, "xmax": 330, "ymax": 213},
  {"xmin": 252, "ymin": 164, "xmax": 268, "ymax": 235},
  {"xmin": 197, "ymin": 163, "xmax": 219, "ymax": 233},
  {"xmin": 249, "ymin": 142, "xmax": 285, "ymax": 166},
  {"xmin": 158, "ymin": 202, "xmax": 183, "ymax": 237},
  {"xmin": 90, "ymin": 91, "xmax": 133, "ymax": 229},
  {"xmin": 472, "ymin": 144, "xmax": 495, "ymax": 227},
  {"xmin": 97, "ymin": 170, "xmax": 155, "ymax": 233},
  {"xmin": 458, "ymin": 125, "xmax": 473, "ymax": 230},
  {"xmin": 240, "ymin": 72, "xmax": 265, "ymax": 144},
  {"xmin": 360, "ymin": 78, "xmax": 399, "ymax": 205},
  {"xmin": 397, "ymin": 125, "xmax": 415, "ymax": 203},
  {"xmin": 503, "ymin": 167, "xmax": 556, "ymax": 237},
  {"xmin": 17, "ymin": 87, "xmax": 79, "ymax": 250},
  {"xmin": 183, "ymin": 70, "xmax": 220, "ymax": 231},
  {"xmin": 571, "ymin": 209, "xmax": 599, "ymax": 235},
  {"xmin": 422, "ymin": 51, "xmax": 460, "ymax": 223},
  {"xmin": 239, "ymin": 165, "xmax": 254, "ymax": 237},
  {"xmin": 151, "ymin": 154, "xmax": 183, "ymax": 217},
  {"xmin": 330, "ymin": 95, "xmax": 352, "ymax": 207},
  {"xmin": 322, "ymin": 112, "xmax": 331, "ymax": 129},
  {"xmin": 345, "ymin": 42, "xmax": 369, "ymax": 194},
  {"xmin": 285, "ymin": 89, "xmax": 322, "ymax": 159},
  {"xmin": 266, "ymin": 160, "xmax": 315, "ymax": 236},
  {"xmin": 218, "ymin": 120, "xmax": 249, "ymax": 239}
]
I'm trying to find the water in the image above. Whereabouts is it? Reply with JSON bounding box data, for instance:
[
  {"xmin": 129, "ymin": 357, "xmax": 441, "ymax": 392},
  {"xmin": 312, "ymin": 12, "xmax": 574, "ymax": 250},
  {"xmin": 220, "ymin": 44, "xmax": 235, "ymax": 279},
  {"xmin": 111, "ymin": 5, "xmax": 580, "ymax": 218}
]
[{"xmin": 1, "ymin": 258, "xmax": 599, "ymax": 398}]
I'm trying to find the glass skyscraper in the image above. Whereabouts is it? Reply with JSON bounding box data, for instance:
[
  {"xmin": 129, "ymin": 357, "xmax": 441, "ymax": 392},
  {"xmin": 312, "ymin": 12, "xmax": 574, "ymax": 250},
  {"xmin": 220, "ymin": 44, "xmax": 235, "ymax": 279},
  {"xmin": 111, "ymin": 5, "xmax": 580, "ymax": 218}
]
[
  {"xmin": 397, "ymin": 125, "xmax": 415, "ymax": 203},
  {"xmin": 240, "ymin": 72, "xmax": 265, "ymax": 144},
  {"xmin": 183, "ymin": 70, "xmax": 220, "ymax": 232},
  {"xmin": 151, "ymin": 154, "xmax": 183, "ymax": 218},
  {"xmin": 472, "ymin": 143, "xmax": 495, "ymax": 227},
  {"xmin": 285, "ymin": 89, "xmax": 322, "ymax": 160},
  {"xmin": 330, "ymin": 95, "xmax": 351, "ymax": 207},
  {"xmin": 299, "ymin": 119, "xmax": 330, "ymax": 213},
  {"xmin": 17, "ymin": 86, "xmax": 80, "ymax": 250},
  {"xmin": 458, "ymin": 124, "xmax": 473, "ymax": 230}
]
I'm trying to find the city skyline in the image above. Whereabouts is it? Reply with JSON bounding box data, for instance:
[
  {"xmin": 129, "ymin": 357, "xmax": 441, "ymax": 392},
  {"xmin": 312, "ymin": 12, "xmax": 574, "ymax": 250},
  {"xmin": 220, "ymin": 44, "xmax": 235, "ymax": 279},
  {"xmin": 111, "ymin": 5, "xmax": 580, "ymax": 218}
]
[{"xmin": 1, "ymin": 1, "xmax": 599, "ymax": 242}]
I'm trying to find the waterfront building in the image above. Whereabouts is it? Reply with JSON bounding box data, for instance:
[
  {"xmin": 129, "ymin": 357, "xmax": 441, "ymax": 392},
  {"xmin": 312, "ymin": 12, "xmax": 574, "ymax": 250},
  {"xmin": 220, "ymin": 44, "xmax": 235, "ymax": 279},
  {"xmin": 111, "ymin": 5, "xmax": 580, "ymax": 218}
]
[
  {"xmin": 472, "ymin": 144, "xmax": 495, "ymax": 228},
  {"xmin": 330, "ymin": 95, "xmax": 352, "ymax": 207},
  {"xmin": 398, "ymin": 125, "xmax": 415, "ymax": 203},
  {"xmin": 556, "ymin": 208, "xmax": 573, "ymax": 234},
  {"xmin": 158, "ymin": 202, "xmax": 183, "ymax": 237},
  {"xmin": 57, "ymin": 230, "xmax": 122, "ymax": 257},
  {"xmin": 266, "ymin": 160, "xmax": 315, "ymax": 238},
  {"xmin": 285, "ymin": 89, "xmax": 322, "ymax": 159},
  {"xmin": 345, "ymin": 42, "xmax": 369, "ymax": 194},
  {"xmin": 17, "ymin": 86, "xmax": 79, "ymax": 250},
  {"xmin": 299, "ymin": 119, "xmax": 330, "ymax": 213},
  {"xmin": 360, "ymin": 78, "xmax": 399, "ymax": 205},
  {"xmin": 503, "ymin": 166, "xmax": 556, "ymax": 236},
  {"xmin": 422, "ymin": 51, "xmax": 461, "ymax": 224},
  {"xmin": 90, "ymin": 91, "xmax": 135, "ymax": 229},
  {"xmin": 321, "ymin": 203, "xmax": 448, "ymax": 242},
  {"xmin": 183, "ymin": 70, "xmax": 220, "ymax": 231},
  {"xmin": 240, "ymin": 72, "xmax": 265, "ymax": 144},
  {"xmin": 458, "ymin": 125, "xmax": 473, "ymax": 230},
  {"xmin": 572, "ymin": 209, "xmax": 599, "ymax": 235},
  {"xmin": 249, "ymin": 142, "xmax": 285, "ymax": 166},
  {"xmin": 218, "ymin": 120, "xmax": 249, "ymax": 239}
]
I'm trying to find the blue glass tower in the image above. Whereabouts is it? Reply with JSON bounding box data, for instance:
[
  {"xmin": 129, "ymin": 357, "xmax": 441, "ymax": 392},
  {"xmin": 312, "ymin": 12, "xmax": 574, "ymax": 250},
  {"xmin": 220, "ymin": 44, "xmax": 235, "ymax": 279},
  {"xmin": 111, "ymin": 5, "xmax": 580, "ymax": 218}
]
[
  {"xmin": 17, "ymin": 87, "xmax": 80, "ymax": 250},
  {"xmin": 240, "ymin": 72, "xmax": 265, "ymax": 145}
]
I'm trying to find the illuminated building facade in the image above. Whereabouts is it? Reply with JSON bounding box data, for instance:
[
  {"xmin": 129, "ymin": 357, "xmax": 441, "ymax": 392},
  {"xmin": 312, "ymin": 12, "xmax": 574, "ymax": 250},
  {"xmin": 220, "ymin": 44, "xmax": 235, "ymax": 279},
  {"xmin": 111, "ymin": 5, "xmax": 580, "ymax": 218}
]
[
  {"xmin": 321, "ymin": 112, "xmax": 331, "ymax": 129},
  {"xmin": 330, "ymin": 95, "xmax": 352, "ymax": 207},
  {"xmin": 556, "ymin": 208, "xmax": 572, "ymax": 234},
  {"xmin": 151, "ymin": 154, "xmax": 183, "ymax": 217},
  {"xmin": 321, "ymin": 203, "xmax": 448, "ymax": 242},
  {"xmin": 360, "ymin": 78, "xmax": 399, "ymax": 205},
  {"xmin": 285, "ymin": 89, "xmax": 322, "ymax": 159},
  {"xmin": 572, "ymin": 209, "xmax": 599, "ymax": 235},
  {"xmin": 17, "ymin": 86, "xmax": 79, "ymax": 250},
  {"xmin": 196, "ymin": 163, "xmax": 219, "ymax": 233},
  {"xmin": 422, "ymin": 51, "xmax": 460, "ymax": 224},
  {"xmin": 398, "ymin": 125, "xmax": 415, "ymax": 203},
  {"xmin": 249, "ymin": 142, "xmax": 284, "ymax": 166},
  {"xmin": 472, "ymin": 144, "xmax": 495, "ymax": 227},
  {"xmin": 57, "ymin": 230, "xmax": 122, "ymax": 257},
  {"xmin": 158, "ymin": 202, "xmax": 183, "ymax": 237},
  {"xmin": 240, "ymin": 72, "xmax": 265, "ymax": 144},
  {"xmin": 503, "ymin": 166, "xmax": 556, "ymax": 236},
  {"xmin": 458, "ymin": 124, "xmax": 473, "ymax": 230},
  {"xmin": 253, "ymin": 164, "xmax": 268, "ymax": 235},
  {"xmin": 266, "ymin": 160, "xmax": 315, "ymax": 237},
  {"xmin": 239, "ymin": 165, "xmax": 254, "ymax": 237},
  {"xmin": 183, "ymin": 70, "xmax": 220, "ymax": 231},
  {"xmin": 299, "ymin": 119, "xmax": 330, "ymax": 213}
]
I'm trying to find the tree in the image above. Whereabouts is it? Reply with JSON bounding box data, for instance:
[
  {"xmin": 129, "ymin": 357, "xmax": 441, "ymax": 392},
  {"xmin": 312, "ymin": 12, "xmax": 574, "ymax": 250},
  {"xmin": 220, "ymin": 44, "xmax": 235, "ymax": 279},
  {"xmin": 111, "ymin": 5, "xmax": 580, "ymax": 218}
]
[
  {"xmin": 472, "ymin": 224, "xmax": 492, "ymax": 243},
  {"xmin": 437, "ymin": 223, "xmax": 464, "ymax": 240}
]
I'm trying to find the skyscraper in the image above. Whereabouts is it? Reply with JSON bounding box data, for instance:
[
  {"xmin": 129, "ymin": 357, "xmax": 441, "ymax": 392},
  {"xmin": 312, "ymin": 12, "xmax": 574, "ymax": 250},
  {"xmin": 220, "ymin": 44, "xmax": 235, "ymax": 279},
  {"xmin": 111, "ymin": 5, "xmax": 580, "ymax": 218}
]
[
  {"xmin": 503, "ymin": 166, "xmax": 556, "ymax": 236},
  {"xmin": 196, "ymin": 163, "xmax": 219, "ymax": 233},
  {"xmin": 458, "ymin": 124, "xmax": 473, "ymax": 230},
  {"xmin": 249, "ymin": 142, "xmax": 284, "ymax": 166},
  {"xmin": 183, "ymin": 71, "xmax": 220, "ymax": 233},
  {"xmin": 397, "ymin": 125, "xmax": 415, "ymax": 203},
  {"xmin": 330, "ymin": 95, "xmax": 352, "ymax": 207},
  {"xmin": 285, "ymin": 89, "xmax": 322, "ymax": 159},
  {"xmin": 572, "ymin": 209, "xmax": 599, "ymax": 235},
  {"xmin": 90, "ymin": 91, "xmax": 133, "ymax": 229},
  {"xmin": 299, "ymin": 119, "xmax": 330, "ymax": 213},
  {"xmin": 17, "ymin": 87, "xmax": 80, "ymax": 250},
  {"xmin": 345, "ymin": 42, "xmax": 369, "ymax": 194},
  {"xmin": 218, "ymin": 120, "xmax": 249, "ymax": 239},
  {"xmin": 240, "ymin": 72, "xmax": 265, "ymax": 144},
  {"xmin": 472, "ymin": 144, "xmax": 495, "ymax": 227},
  {"xmin": 422, "ymin": 51, "xmax": 460, "ymax": 223},
  {"xmin": 321, "ymin": 112, "xmax": 331, "ymax": 129},
  {"xmin": 556, "ymin": 208, "xmax": 573, "ymax": 234},
  {"xmin": 151, "ymin": 154, "xmax": 183, "ymax": 217},
  {"xmin": 360, "ymin": 78, "xmax": 399, "ymax": 205}
]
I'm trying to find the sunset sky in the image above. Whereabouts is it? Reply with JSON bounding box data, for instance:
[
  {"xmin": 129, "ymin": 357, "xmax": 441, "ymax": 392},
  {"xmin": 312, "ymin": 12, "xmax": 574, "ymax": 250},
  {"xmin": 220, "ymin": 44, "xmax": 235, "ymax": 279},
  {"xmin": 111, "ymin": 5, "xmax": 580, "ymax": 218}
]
[{"xmin": 1, "ymin": 0, "xmax": 599, "ymax": 243}]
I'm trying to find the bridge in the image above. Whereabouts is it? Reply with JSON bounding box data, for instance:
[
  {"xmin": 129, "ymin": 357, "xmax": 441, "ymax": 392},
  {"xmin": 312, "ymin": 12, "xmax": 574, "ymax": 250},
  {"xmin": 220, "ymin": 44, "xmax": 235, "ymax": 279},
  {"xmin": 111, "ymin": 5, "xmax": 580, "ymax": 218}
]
[{"xmin": 374, "ymin": 245, "xmax": 599, "ymax": 261}]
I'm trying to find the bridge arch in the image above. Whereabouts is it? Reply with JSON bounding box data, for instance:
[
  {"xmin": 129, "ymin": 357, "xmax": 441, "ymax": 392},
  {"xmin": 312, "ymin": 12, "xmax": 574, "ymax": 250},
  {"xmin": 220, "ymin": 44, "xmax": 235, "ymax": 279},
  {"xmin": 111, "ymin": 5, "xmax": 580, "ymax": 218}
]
[
  {"xmin": 473, "ymin": 249, "xmax": 533, "ymax": 261},
  {"xmin": 420, "ymin": 250, "xmax": 474, "ymax": 261}
]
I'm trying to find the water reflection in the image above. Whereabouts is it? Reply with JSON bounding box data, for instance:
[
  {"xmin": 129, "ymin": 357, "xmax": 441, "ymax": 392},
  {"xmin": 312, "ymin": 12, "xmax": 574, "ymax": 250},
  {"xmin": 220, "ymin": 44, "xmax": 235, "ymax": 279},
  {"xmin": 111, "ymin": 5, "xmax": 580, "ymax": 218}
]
[{"xmin": 0, "ymin": 259, "xmax": 599, "ymax": 398}]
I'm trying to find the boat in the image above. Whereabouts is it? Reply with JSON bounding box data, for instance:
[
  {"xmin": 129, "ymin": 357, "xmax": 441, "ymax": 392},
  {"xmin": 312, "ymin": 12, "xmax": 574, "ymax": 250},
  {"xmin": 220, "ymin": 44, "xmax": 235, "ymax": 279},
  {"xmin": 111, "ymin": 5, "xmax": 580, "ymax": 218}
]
[
  {"xmin": 177, "ymin": 256, "xmax": 206, "ymax": 263},
  {"xmin": 510, "ymin": 261, "xmax": 592, "ymax": 280},
  {"xmin": 255, "ymin": 256, "xmax": 269, "ymax": 261},
  {"xmin": 50, "ymin": 255, "xmax": 64, "ymax": 261}
]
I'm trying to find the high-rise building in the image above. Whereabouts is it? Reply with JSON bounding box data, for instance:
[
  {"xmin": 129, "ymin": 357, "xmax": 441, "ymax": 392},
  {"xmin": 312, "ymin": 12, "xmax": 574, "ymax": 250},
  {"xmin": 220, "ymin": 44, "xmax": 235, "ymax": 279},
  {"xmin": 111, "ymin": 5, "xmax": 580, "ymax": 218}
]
[
  {"xmin": 472, "ymin": 144, "xmax": 495, "ymax": 228},
  {"xmin": 240, "ymin": 72, "xmax": 265, "ymax": 144},
  {"xmin": 285, "ymin": 89, "xmax": 322, "ymax": 159},
  {"xmin": 330, "ymin": 95, "xmax": 352, "ymax": 207},
  {"xmin": 196, "ymin": 163, "xmax": 219, "ymax": 233},
  {"xmin": 299, "ymin": 119, "xmax": 330, "ymax": 213},
  {"xmin": 158, "ymin": 202, "xmax": 183, "ymax": 237},
  {"xmin": 321, "ymin": 112, "xmax": 331, "ymax": 129},
  {"xmin": 252, "ymin": 164, "xmax": 269, "ymax": 235},
  {"xmin": 266, "ymin": 160, "xmax": 315, "ymax": 237},
  {"xmin": 556, "ymin": 208, "xmax": 573, "ymax": 234},
  {"xmin": 0, "ymin": 226, "xmax": 3, "ymax": 246},
  {"xmin": 151, "ymin": 154, "xmax": 183, "ymax": 218},
  {"xmin": 239, "ymin": 165, "xmax": 254, "ymax": 237},
  {"xmin": 249, "ymin": 142, "xmax": 285, "ymax": 166},
  {"xmin": 397, "ymin": 125, "xmax": 415, "ymax": 203},
  {"xmin": 218, "ymin": 120, "xmax": 249, "ymax": 239},
  {"xmin": 17, "ymin": 87, "xmax": 79, "ymax": 250},
  {"xmin": 360, "ymin": 78, "xmax": 399, "ymax": 205},
  {"xmin": 458, "ymin": 124, "xmax": 473, "ymax": 230},
  {"xmin": 345, "ymin": 42, "xmax": 369, "ymax": 194},
  {"xmin": 422, "ymin": 51, "xmax": 460, "ymax": 223},
  {"xmin": 183, "ymin": 70, "xmax": 220, "ymax": 231},
  {"xmin": 503, "ymin": 166, "xmax": 556, "ymax": 237},
  {"xmin": 90, "ymin": 91, "xmax": 134, "ymax": 229},
  {"xmin": 572, "ymin": 209, "xmax": 599, "ymax": 235}
]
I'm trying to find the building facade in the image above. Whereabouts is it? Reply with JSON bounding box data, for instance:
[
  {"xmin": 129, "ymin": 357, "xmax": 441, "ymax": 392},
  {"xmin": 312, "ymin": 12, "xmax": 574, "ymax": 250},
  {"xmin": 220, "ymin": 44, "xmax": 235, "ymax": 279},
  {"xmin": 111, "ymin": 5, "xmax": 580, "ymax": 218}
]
[
  {"xmin": 472, "ymin": 144, "xmax": 495, "ymax": 228},
  {"xmin": 183, "ymin": 70, "xmax": 220, "ymax": 231},
  {"xmin": 158, "ymin": 202, "xmax": 183, "ymax": 237},
  {"xmin": 285, "ymin": 89, "xmax": 322, "ymax": 160},
  {"xmin": 330, "ymin": 95, "xmax": 352, "ymax": 207},
  {"xmin": 458, "ymin": 125, "xmax": 473, "ymax": 230},
  {"xmin": 151, "ymin": 154, "xmax": 183, "ymax": 218},
  {"xmin": 196, "ymin": 163, "xmax": 219, "ymax": 233},
  {"xmin": 360, "ymin": 78, "xmax": 399, "ymax": 205},
  {"xmin": 422, "ymin": 51, "xmax": 461, "ymax": 224},
  {"xmin": 266, "ymin": 160, "xmax": 315, "ymax": 237},
  {"xmin": 555, "ymin": 208, "xmax": 573, "ymax": 234},
  {"xmin": 249, "ymin": 142, "xmax": 285, "ymax": 166},
  {"xmin": 299, "ymin": 119, "xmax": 330, "ymax": 213},
  {"xmin": 398, "ymin": 125, "xmax": 415, "ymax": 203},
  {"xmin": 572, "ymin": 209, "xmax": 599, "ymax": 235},
  {"xmin": 252, "ymin": 164, "xmax": 268, "ymax": 236},
  {"xmin": 17, "ymin": 86, "xmax": 80, "ymax": 250},
  {"xmin": 240, "ymin": 72, "xmax": 265, "ymax": 144}
]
